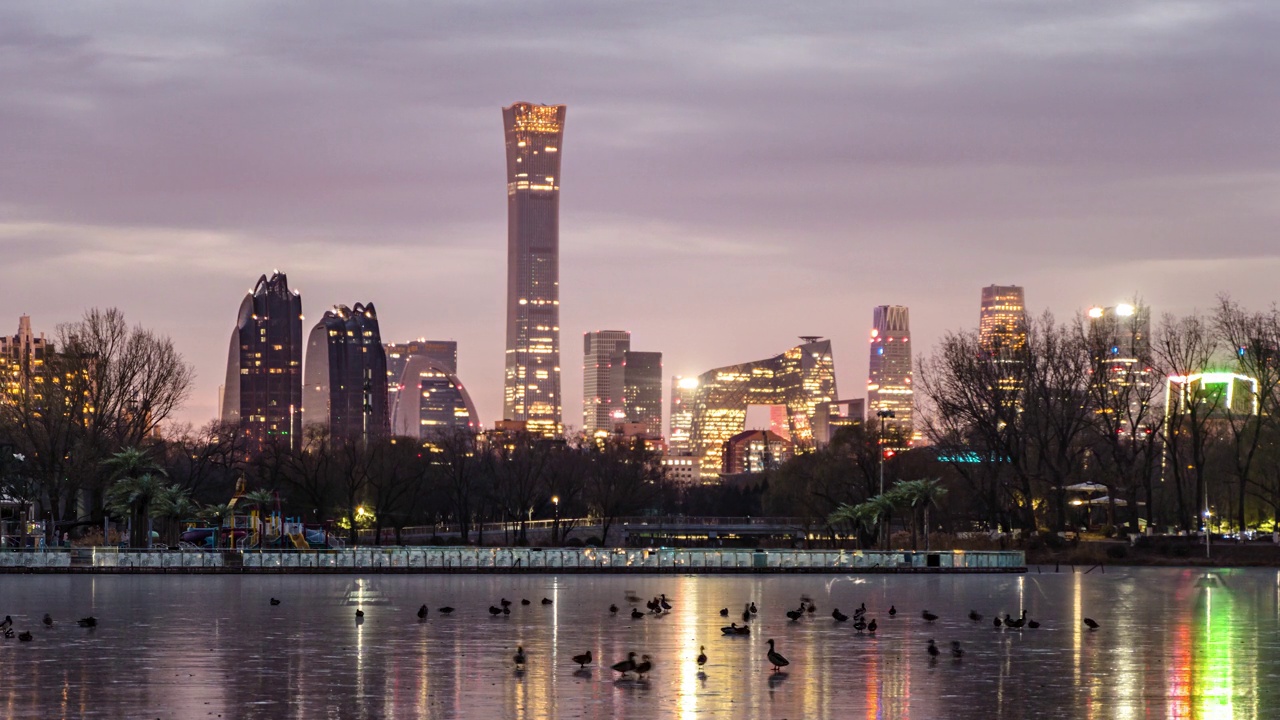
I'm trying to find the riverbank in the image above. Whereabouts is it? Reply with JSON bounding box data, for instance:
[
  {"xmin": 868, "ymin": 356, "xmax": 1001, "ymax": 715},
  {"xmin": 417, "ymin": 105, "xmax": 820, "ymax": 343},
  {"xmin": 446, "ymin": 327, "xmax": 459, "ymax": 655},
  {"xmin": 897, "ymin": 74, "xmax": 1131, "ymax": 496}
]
[
  {"xmin": 0, "ymin": 546, "xmax": 1026, "ymax": 574},
  {"xmin": 1026, "ymin": 536, "xmax": 1280, "ymax": 568}
]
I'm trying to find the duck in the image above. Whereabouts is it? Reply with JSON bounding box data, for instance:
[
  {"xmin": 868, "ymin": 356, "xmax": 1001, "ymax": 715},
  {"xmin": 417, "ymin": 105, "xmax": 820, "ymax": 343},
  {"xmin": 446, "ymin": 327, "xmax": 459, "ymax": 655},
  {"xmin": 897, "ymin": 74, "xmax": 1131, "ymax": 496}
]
[
  {"xmin": 832, "ymin": 608, "xmax": 849, "ymax": 622},
  {"xmin": 521, "ymin": 598, "xmax": 531, "ymax": 606},
  {"xmin": 853, "ymin": 617, "xmax": 867, "ymax": 633},
  {"xmin": 3, "ymin": 628, "xmax": 13, "ymax": 638},
  {"xmin": 721, "ymin": 623, "xmax": 741, "ymax": 635},
  {"xmin": 1004, "ymin": 613, "xmax": 1024, "ymax": 630},
  {"xmin": 502, "ymin": 605, "xmax": 511, "ymax": 615},
  {"xmin": 631, "ymin": 608, "xmax": 645, "ymax": 620},
  {"xmin": 489, "ymin": 606, "xmax": 503, "ymax": 616},
  {"xmin": 541, "ymin": 598, "xmax": 553, "ymax": 606},
  {"xmin": 719, "ymin": 607, "xmax": 729, "ymax": 617},
  {"xmin": 1083, "ymin": 617, "xmax": 1100, "ymax": 630},
  {"xmin": 1027, "ymin": 618, "xmax": 1041, "ymax": 629},
  {"xmin": 647, "ymin": 597, "xmax": 661, "ymax": 613},
  {"xmin": 766, "ymin": 639, "xmax": 789, "ymax": 672},
  {"xmin": 610, "ymin": 604, "xmax": 619, "ymax": 614},
  {"xmin": 806, "ymin": 602, "xmax": 817, "ymax": 614},
  {"xmin": 355, "ymin": 609, "xmax": 364, "ymax": 619},
  {"xmin": 951, "ymin": 641, "xmax": 964, "ymax": 658},
  {"xmin": 786, "ymin": 605, "xmax": 805, "ymax": 621},
  {"xmin": 742, "ymin": 605, "xmax": 751, "ymax": 623},
  {"xmin": 749, "ymin": 602, "xmax": 758, "ymax": 615},
  {"xmin": 611, "ymin": 652, "xmax": 637, "ymax": 676},
  {"xmin": 927, "ymin": 639, "xmax": 939, "ymax": 658},
  {"xmin": 572, "ymin": 650, "xmax": 592, "ymax": 668},
  {"xmin": 513, "ymin": 646, "xmax": 526, "ymax": 667},
  {"xmin": 417, "ymin": 605, "xmax": 428, "ymax": 619},
  {"xmin": 659, "ymin": 594, "xmax": 672, "ymax": 612},
  {"xmin": 854, "ymin": 603, "xmax": 867, "ymax": 616},
  {"xmin": 0, "ymin": 616, "xmax": 10, "ymax": 630},
  {"xmin": 18, "ymin": 631, "xmax": 33, "ymax": 642},
  {"xmin": 697, "ymin": 645, "xmax": 707, "ymax": 668},
  {"xmin": 270, "ymin": 598, "xmax": 281, "ymax": 606},
  {"xmin": 921, "ymin": 610, "xmax": 938, "ymax": 623},
  {"xmin": 42, "ymin": 614, "xmax": 52, "ymax": 628},
  {"xmin": 77, "ymin": 617, "xmax": 97, "ymax": 628},
  {"xmin": 968, "ymin": 610, "xmax": 982, "ymax": 622},
  {"xmin": 438, "ymin": 606, "xmax": 455, "ymax": 614},
  {"xmin": 994, "ymin": 616, "xmax": 1002, "ymax": 628},
  {"xmin": 867, "ymin": 618, "xmax": 878, "ymax": 634},
  {"xmin": 888, "ymin": 605, "xmax": 897, "ymax": 617},
  {"xmin": 500, "ymin": 598, "xmax": 512, "ymax": 608},
  {"xmin": 635, "ymin": 654, "xmax": 653, "ymax": 679}
]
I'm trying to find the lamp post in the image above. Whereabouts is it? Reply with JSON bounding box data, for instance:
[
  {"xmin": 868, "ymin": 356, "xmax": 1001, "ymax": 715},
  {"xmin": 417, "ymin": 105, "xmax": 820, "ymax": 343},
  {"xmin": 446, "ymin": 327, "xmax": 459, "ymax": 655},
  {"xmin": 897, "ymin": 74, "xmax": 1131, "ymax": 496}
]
[
  {"xmin": 876, "ymin": 409, "xmax": 896, "ymax": 496},
  {"xmin": 552, "ymin": 495, "xmax": 560, "ymax": 545}
]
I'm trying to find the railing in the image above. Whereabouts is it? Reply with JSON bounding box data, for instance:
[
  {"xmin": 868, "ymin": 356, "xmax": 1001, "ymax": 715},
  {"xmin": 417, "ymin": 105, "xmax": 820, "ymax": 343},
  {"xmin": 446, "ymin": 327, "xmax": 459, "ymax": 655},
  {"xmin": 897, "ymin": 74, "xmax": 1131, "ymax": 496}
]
[
  {"xmin": 0, "ymin": 547, "xmax": 1025, "ymax": 572},
  {"xmin": 360, "ymin": 516, "xmax": 818, "ymax": 544}
]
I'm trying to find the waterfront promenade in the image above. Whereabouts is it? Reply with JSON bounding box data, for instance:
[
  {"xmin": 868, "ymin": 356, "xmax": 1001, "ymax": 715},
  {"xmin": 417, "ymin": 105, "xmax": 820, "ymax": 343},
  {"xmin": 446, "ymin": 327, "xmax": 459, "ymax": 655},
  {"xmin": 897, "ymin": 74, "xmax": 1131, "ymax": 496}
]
[{"xmin": 0, "ymin": 546, "xmax": 1025, "ymax": 573}]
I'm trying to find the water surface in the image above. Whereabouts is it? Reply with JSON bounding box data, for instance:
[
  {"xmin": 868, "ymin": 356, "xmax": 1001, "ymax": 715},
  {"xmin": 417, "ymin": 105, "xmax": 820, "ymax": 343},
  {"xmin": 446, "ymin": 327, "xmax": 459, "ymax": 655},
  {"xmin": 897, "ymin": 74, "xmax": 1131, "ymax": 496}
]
[{"xmin": 0, "ymin": 568, "xmax": 1275, "ymax": 719}]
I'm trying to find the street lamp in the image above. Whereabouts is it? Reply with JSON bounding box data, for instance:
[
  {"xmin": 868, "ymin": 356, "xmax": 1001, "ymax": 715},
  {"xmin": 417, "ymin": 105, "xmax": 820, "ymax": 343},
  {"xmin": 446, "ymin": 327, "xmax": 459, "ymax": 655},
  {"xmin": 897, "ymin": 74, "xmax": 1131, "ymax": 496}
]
[{"xmin": 551, "ymin": 495, "xmax": 560, "ymax": 545}]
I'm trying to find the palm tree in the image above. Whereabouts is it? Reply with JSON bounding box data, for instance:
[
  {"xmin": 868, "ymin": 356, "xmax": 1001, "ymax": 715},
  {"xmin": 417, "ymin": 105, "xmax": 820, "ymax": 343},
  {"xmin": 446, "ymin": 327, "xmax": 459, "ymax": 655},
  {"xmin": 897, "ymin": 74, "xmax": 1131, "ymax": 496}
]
[
  {"xmin": 892, "ymin": 479, "xmax": 949, "ymax": 551},
  {"xmin": 105, "ymin": 473, "xmax": 170, "ymax": 548},
  {"xmin": 829, "ymin": 494, "xmax": 897, "ymax": 550},
  {"xmin": 152, "ymin": 485, "xmax": 198, "ymax": 546}
]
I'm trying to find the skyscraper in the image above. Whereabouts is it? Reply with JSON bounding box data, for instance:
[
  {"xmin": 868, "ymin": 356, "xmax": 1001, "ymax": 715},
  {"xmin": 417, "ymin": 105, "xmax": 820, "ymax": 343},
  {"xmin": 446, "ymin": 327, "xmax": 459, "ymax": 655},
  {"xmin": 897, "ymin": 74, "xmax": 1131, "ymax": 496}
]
[
  {"xmin": 1088, "ymin": 302, "xmax": 1154, "ymax": 436},
  {"xmin": 583, "ymin": 330, "xmax": 630, "ymax": 434},
  {"xmin": 979, "ymin": 285, "xmax": 1027, "ymax": 353},
  {"xmin": 867, "ymin": 305, "xmax": 913, "ymax": 447},
  {"xmin": 386, "ymin": 339, "xmax": 460, "ymax": 436},
  {"xmin": 416, "ymin": 367, "xmax": 480, "ymax": 437},
  {"xmin": 689, "ymin": 338, "xmax": 838, "ymax": 479},
  {"xmin": 302, "ymin": 303, "xmax": 389, "ymax": 444},
  {"xmin": 668, "ymin": 376, "xmax": 699, "ymax": 453},
  {"xmin": 222, "ymin": 272, "xmax": 303, "ymax": 452},
  {"xmin": 503, "ymin": 101, "xmax": 566, "ymax": 438},
  {"xmin": 621, "ymin": 351, "xmax": 663, "ymax": 437},
  {"xmin": 0, "ymin": 316, "xmax": 49, "ymax": 397}
]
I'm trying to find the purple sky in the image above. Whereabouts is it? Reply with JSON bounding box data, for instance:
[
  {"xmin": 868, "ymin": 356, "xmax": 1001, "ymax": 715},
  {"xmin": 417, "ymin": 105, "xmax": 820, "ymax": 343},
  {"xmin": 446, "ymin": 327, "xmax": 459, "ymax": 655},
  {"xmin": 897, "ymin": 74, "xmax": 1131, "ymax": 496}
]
[{"xmin": 3, "ymin": 1, "xmax": 1278, "ymax": 431}]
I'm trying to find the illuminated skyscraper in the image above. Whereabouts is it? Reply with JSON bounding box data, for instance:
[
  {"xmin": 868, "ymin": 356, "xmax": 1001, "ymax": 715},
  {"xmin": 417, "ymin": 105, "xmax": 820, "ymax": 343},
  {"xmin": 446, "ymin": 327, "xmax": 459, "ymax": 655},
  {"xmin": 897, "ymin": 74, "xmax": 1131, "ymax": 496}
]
[
  {"xmin": 689, "ymin": 338, "xmax": 838, "ymax": 479},
  {"xmin": 1088, "ymin": 302, "xmax": 1154, "ymax": 436},
  {"xmin": 302, "ymin": 303, "xmax": 389, "ymax": 444},
  {"xmin": 416, "ymin": 367, "xmax": 480, "ymax": 437},
  {"xmin": 621, "ymin": 351, "xmax": 663, "ymax": 437},
  {"xmin": 583, "ymin": 330, "xmax": 630, "ymax": 434},
  {"xmin": 503, "ymin": 101, "xmax": 566, "ymax": 437},
  {"xmin": 867, "ymin": 306, "xmax": 913, "ymax": 446},
  {"xmin": 221, "ymin": 272, "xmax": 303, "ymax": 452},
  {"xmin": 979, "ymin": 285, "xmax": 1027, "ymax": 352},
  {"xmin": 0, "ymin": 316, "xmax": 49, "ymax": 397},
  {"xmin": 386, "ymin": 339, "xmax": 461, "ymax": 436},
  {"xmin": 668, "ymin": 376, "xmax": 699, "ymax": 453}
]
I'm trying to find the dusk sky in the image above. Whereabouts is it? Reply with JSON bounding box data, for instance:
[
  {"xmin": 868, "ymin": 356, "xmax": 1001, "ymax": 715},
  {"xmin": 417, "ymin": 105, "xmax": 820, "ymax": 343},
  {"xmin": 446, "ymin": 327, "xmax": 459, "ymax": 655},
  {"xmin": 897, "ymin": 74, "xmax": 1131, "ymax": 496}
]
[{"xmin": 2, "ymin": 1, "xmax": 1277, "ymax": 430}]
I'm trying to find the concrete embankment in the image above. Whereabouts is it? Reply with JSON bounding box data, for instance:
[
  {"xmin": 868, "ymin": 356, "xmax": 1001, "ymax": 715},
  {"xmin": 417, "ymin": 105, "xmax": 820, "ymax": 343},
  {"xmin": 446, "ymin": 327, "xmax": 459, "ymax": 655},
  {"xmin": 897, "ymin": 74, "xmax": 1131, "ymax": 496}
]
[{"xmin": 1, "ymin": 547, "xmax": 1027, "ymax": 574}]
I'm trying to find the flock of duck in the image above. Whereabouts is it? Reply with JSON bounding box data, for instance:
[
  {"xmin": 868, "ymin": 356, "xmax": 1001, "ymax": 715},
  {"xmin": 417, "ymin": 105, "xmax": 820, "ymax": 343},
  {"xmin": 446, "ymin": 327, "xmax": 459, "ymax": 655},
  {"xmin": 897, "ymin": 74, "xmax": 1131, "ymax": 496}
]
[
  {"xmin": 4, "ymin": 592, "xmax": 1103, "ymax": 680},
  {"xmin": 0, "ymin": 613, "xmax": 97, "ymax": 643}
]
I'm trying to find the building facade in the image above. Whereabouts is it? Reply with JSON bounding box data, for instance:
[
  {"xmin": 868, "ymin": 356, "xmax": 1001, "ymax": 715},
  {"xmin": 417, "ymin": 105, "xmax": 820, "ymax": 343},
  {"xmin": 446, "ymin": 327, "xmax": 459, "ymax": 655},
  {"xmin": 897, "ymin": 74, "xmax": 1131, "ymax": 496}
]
[
  {"xmin": 622, "ymin": 351, "xmax": 663, "ymax": 437},
  {"xmin": 0, "ymin": 316, "xmax": 50, "ymax": 398},
  {"xmin": 503, "ymin": 101, "xmax": 566, "ymax": 437},
  {"xmin": 723, "ymin": 429, "xmax": 793, "ymax": 475},
  {"xmin": 221, "ymin": 272, "xmax": 304, "ymax": 452},
  {"xmin": 583, "ymin": 330, "xmax": 630, "ymax": 434},
  {"xmin": 867, "ymin": 306, "xmax": 913, "ymax": 446},
  {"xmin": 302, "ymin": 303, "xmax": 389, "ymax": 443},
  {"xmin": 668, "ymin": 376, "xmax": 698, "ymax": 453},
  {"xmin": 688, "ymin": 338, "xmax": 838, "ymax": 479}
]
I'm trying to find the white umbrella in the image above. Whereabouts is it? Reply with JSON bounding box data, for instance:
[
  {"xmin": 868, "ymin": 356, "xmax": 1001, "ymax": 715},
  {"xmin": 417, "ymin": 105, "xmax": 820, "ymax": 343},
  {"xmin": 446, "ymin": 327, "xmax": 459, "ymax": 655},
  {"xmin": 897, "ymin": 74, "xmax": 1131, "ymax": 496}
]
[
  {"xmin": 1085, "ymin": 496, "xmax": 1127, "ymax": 507},
  {"xmin": 1063, "ymin": 482, "xmax": 1108, "ymax": 493}
]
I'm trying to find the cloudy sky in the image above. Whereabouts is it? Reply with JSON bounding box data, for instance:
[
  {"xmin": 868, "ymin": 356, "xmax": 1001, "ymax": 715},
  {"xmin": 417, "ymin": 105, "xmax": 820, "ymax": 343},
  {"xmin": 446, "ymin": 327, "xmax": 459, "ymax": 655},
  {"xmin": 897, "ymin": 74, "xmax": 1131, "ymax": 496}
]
[{"xmin": 2, "ymin": 1, "xmax": 1277, "ymax": 430}]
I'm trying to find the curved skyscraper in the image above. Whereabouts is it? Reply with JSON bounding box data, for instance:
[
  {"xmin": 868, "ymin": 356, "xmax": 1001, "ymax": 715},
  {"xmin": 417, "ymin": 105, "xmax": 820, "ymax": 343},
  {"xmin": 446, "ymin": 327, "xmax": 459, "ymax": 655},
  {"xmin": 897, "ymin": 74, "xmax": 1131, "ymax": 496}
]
[
  {"xmin": 502, "ymin": 102, "xmax": 566, "ymax": 437},
  {"xmin": 302, "ymin": 303, "xmax": 389, "ymax": 444},
  {"xmin": 221, "ymin": 272, "xmax": 303, "ymax": 453}
]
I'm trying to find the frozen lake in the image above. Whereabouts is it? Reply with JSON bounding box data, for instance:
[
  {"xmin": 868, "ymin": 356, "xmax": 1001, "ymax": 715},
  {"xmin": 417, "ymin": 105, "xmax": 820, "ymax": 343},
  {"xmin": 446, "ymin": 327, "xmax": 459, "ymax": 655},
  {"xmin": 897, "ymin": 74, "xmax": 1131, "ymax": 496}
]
[{"xmin": 0, "ymin": 568, "xmax": 1276, "ymax": 718}]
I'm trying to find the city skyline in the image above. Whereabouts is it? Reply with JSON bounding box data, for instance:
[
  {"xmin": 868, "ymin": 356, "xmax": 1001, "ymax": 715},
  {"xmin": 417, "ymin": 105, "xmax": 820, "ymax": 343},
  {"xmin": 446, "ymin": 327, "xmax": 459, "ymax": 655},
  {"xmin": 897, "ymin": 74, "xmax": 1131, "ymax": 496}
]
[{"xmin": 2, "ymin": 2, "xmax": 1277, "ymax": 432}]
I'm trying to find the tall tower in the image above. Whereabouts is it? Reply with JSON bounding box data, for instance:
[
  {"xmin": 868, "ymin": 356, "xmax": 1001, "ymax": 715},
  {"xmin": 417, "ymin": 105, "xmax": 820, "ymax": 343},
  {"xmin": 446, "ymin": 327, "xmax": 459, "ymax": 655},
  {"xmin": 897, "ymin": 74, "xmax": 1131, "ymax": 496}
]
[
  {"xmin": 979, "ymin": 285, "xmax": 1026, "ymax": 353},
  {"xmin": 302, "ymin": 303, "xmax": 389, "ymax": 444},
  {"xmin": 621, "ymin": 351, "xmax": 663, "ymax": 437},
  {"xmin": 867, "ymin": 305, "xmax": 913, "ymax": 447},
  {"xmin": 503, "ymin": 102, "xmax": 566, "ymax": 437},
  {"xmin": 669, "ymin": 376, "xmax": 698, "ymax": 453},
  {"xmin": 222, "ymin": 272, "xmax": 303, "ymax": 453},
  {"xmin": 583, "ymin": 330, "xmax": 630, "ymax": 434}
]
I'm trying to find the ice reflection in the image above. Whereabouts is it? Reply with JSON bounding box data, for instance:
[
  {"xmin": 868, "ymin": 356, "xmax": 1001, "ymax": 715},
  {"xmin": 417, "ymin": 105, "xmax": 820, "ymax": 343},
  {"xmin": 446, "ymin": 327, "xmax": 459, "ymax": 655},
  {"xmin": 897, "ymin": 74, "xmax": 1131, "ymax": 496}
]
[{"xmin": 0, "ymin": 570, "xmax": 1277, "ymax": 718}]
